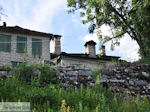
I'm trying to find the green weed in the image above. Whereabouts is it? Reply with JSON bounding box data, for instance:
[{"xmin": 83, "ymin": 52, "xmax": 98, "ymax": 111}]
[{"xmin": 0, "ymin": 64, "xmax": 150, "ymax": 112}]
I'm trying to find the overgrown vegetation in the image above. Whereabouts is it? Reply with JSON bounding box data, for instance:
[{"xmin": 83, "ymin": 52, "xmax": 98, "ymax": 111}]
[
  {"xmin": 0, "ymin": 66, "xmax": 11, "ymax": 71},
  {"xmin": 13, "ymin": 63, "xmax": 57, "ymax": 85},
  {"xmin": 134, "ymin": 57, "xmax": 150, "ymax": 64},
  {"xmin": 92, "ymin": 69, "xmax": 101, "ymax": 80},
  {"xmin": 0, "ymin": 64, "xmax": 150, "ymax": 112},
  {"xmin": 108, "ymin": 60, "xmax": 122, "ymax": 65},
  {"xmin": 137, "ymin": 72, "xmax": 150, "ymax": 82}
]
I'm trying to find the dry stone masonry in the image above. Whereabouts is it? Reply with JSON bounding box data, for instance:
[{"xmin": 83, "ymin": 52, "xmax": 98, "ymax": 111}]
[
  {"xmin": 55, "ymin": 66, "xmax": 95, "ymax": 89},
  {"xmin": 55, "ymin": 64, "xmax": 150, "ymax": 100},
  {"xmin": 100, "ymin": 64, "xmax": 150, "ymax": 100},
  {"xmin": 0, "ymin": 64, "xmax": 150, "ymax": 100}
]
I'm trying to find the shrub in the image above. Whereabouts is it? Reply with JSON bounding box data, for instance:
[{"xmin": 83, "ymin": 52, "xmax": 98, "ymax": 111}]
[
  {"xmin": 37, "ymin": 64, "xmax": 56, "ymax": 85},
  {"xmin": 13, "ymin": 63, "xmax": 56, "ymax": 85},
  {"xmin": 0, "ymin": 66, "xmax": 11, "ymax": 71},
  {"xmin": 134, "ymin": 57, "xmax": 150, "ymax": 64},
  {"xmin": 0, "ymin": 76, "xmax": 150, "ymax": 112},
  {"xmin": 0, "ymin": 64, "xmax": 150, "ymax": 112},
  {"xmin": 137, "ymin": 72, "xmax": 150, "ymax": 82},
  {"xmin": 92, "ymin": 69, "xmax": 101, "ymax": 80}
]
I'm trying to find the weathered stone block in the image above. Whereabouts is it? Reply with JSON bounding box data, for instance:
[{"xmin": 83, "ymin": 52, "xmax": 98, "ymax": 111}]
[
  {"xmin": 78, "ymin": 70, "xmax": 92, "ymax": 76},
  {"xmin": 142, "ymin": 72, "xmax": 150, "ymax": 77},
  {"xmin": 66, "ymin": 71, "xmax": 78, "ymax": 76},
  {"xmin": 0, "ymin": 71, "xmax": 7, "ymax": 76},
  {"xmin": 135, "ymin": 80, "xmax": 148, "ymax": 86}
]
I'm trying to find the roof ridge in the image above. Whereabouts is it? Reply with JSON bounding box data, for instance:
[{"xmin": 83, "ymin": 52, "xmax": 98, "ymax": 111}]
[{"xmin": 0, "ymin": 25, "xmax": 61, "ymax": 38}]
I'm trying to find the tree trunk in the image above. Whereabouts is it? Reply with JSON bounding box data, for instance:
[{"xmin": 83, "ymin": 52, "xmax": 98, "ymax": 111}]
[{"xmin": 136, "ymin": 38, "xmax": 147, "ymax": 58}]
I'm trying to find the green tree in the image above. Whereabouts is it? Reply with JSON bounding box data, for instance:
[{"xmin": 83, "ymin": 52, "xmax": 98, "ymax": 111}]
[
  {"xmin": 67, "ymin": 0, "xmax": 150, "ymax": 58},
  {"xmin": 132, "ymin": 0, "xmax": 150, "ymax": 58}
]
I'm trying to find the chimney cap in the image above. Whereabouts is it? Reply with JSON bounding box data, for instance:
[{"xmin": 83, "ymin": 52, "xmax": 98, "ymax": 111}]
[
  {"xmin": 51, "ymin": 34, "xmax": 61, "ymax": 40},
  {"xmin": 84, "ymin": 40, "xmax": 96, "ymax": 46},
  {"xmin": 53, "ymin": 34, "xmax": 61, "ymax": 37},
  {"xmin": 101, "ymin": 45, "xmax": 105, "ymax": 48}
]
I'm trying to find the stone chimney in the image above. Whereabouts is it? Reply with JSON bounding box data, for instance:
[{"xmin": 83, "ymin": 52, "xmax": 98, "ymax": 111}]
[
  {"xmin": 101, "ymin": 45, "xmax": 106, "ymax": 56},
  {"xmin": 2, "ymin": 22, "xmax": 6, "ymax": 27},
  {"xmin": 52, "ymin": 35, "xmax": 61, "ymax": 55},
  {"xmin": 84, "ymin": 40, "xmax": 96, "ymax": 57}
]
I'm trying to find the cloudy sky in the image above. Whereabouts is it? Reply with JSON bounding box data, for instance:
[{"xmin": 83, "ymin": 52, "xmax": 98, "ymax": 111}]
[{"xmin": 0, "ymin": 0, "xmax": 140, "ymax": 62}]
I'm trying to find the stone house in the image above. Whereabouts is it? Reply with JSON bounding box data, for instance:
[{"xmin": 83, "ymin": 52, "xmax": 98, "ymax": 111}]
[
  {"xmin": 51, "ymin": 37, "xmax": 120, "ymax": 70},
  {"xmin": 0, "ymin": 23, "xmax": 120, "ymax": 69},
  {"xmin": 0, "ymin": 23, "xmax": 61, "ymax": 67}
]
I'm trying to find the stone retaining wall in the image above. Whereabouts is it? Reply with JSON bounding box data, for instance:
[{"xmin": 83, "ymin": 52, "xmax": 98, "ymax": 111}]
[
  {"xmin": 55, "ymin": 64, "xmax": 150, "ymax": 99},
  {"xmin": 0, "ymin": 64, "xmax": 150, "ymax": 99},
  {"xmin": 100, "ymin": 64, "xmax": 150, "ymax": 99},
  {"xmin": 55, "ymin": 66, "xmax": 95, "ymax": 89}
]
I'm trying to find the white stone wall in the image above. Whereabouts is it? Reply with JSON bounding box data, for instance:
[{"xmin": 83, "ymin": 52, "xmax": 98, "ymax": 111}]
[
  {"xmin": 0, "ymin": 32, "xmax": 50, "ymax": 66},
  {"xmin": 60, "ymin": 57, "xmax": 107, "ymax": 70}
]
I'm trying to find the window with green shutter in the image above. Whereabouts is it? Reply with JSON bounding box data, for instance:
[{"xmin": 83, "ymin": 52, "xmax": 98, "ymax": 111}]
[
  {"xmin": 16, "ymin": 36, "xmax": 27, "ymax": 53},
  {"xmin": 0, "ymin": 34, "xmax": 11, "ymax": 52},
  {"xmin": 32, "ymin": 38, "xmax": 42, "ymax": 55}
]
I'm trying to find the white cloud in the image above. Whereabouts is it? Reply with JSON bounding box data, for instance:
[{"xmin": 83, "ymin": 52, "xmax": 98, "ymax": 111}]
[
  {"xmin": 81, "ymin": 24, "xmax": 112, "ymax": 42},
  {"xmin": 100, "ymin": 25, "xmax": 112, "ymax": 36},
  {"xmin": 72, "ymin": 14, "xmax": 89, "ymax": 28},
  {"xmin": 106, "ymin": 35, "xmax": 140, "ymax": 62},
  {"xmin": 82, "ymin": 33, "xmax": 99, "ymax": 42},
  {"xmin": 0, "ymin": 0, "xmax": 66, "ymax": 53},
  {"xmin": 72, "ymin": 15, "xmax": 81, "ymax": 25},
  {"xmin": 0, "ymin": 0, "xmax": 65, "ymax": 32}
]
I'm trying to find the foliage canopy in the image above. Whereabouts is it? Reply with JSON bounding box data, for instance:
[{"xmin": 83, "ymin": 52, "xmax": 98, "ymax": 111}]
[{"xmin": 67, "ymin": 0, "xmax": 150, "ymax": 58}]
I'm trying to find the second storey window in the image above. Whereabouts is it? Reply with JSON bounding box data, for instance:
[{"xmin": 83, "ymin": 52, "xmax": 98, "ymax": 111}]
[
  {"xmin": 0, "ymin": 34, "xmax": 11, "ymax": 52},
  {"xmin": 32, "ymin": 38, "xmax": 42, "ymax": 55},
  {"xmin": 17, "ymin": 36, "xmax": 27, "ymax": 53}
]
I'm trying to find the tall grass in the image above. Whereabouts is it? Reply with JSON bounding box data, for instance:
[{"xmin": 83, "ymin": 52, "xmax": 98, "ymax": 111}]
[{"xmin": 0, "ymin": 64, "xmax": 150, "ymax": 112}]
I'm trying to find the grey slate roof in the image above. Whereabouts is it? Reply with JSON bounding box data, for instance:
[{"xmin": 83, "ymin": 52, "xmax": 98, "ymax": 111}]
[
  {"xmin": 0, "ymin": 25, "xmax": 61, "ymax": 38},
  {"xmin": 51, "ymin": 52, "xmax": 120, "ymax": 61}
]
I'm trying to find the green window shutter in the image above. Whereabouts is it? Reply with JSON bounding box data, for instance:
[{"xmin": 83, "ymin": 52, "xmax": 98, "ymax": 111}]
[
  {"xmin": 17, "ymin": 36, "xmax": 27, "ymax": 53},
  {"xmin": 0, "ymin": 34, "xmax": 11, "ymax": 52},
  {"xmin": 32, "ymin": 38, "xmax": 42, "ymax": 55}
]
